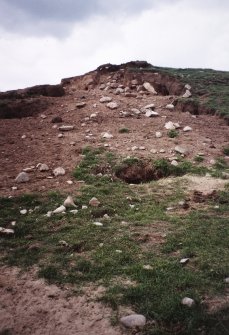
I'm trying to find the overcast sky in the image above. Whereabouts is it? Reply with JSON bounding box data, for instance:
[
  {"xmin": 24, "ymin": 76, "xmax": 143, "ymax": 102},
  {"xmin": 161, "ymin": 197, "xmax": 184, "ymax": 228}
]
[{"xmin": 0, "ymin": 0, "xmax": 229, "ymax": 91}]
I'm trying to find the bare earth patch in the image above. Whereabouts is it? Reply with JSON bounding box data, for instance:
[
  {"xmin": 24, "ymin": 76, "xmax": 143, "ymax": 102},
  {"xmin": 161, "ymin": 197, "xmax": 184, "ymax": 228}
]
[{"xmin": 0, "ymin": 266, "xmax": 123, "ymax": 335}]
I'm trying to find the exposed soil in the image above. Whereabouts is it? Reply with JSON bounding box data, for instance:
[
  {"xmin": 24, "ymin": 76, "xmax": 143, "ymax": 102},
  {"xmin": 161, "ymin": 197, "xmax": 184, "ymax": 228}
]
[
  {"xmin": 0, "ymin": 62, "xmax": 228, "ymax": 197},
  {"xmin": 0, "ymin": 266, "xmax": 123, "ymax": 335}
]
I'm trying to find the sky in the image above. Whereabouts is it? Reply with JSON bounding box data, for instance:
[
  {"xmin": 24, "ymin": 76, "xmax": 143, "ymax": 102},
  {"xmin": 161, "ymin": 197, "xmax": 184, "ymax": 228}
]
[{"xmin": 0, "ymin": 0, "xmax": 229, "ymax": 91}]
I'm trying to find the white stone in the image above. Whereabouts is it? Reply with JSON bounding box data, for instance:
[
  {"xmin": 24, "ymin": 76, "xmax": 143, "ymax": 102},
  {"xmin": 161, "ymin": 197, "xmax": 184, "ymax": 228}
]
[
  {"xmin": 181, "ymin": 297, "xmax": 195, "ymax": 307},
  {"xmin": 93, "ymin": 222, "xmax": 103, "ymax": 226},
  {"xmin": 115, "ymin": 88, "xmax": 124, "ymax": 95},
  {"xmin": 107, "ymin": 102, "xmax": 118, "ymax": 110},
  {"xmin": 175, "ymin": 146, "xmax": 188, "ymax": 155},
  {"xmin": 12, "ymin": 186, "xmax": 18, "ymax": 190},
  {"xmin": 165, "ymin": 121, "xmax": 176, "ymax": 130},
  {"xmin": 64, "ymin": 196, "xmax": 77, "ymax": 208},
  {"xmin": 185, "ymin": 84, "xmax": 191, "ymax": 90},
  {"xmin": 139, "ymin": 146, "xmax": 145, "ymax": 150},
  {"xmin": 165, "ymin": 104, "xmax": 175, "ymax": 110},
  {"xmin": 180, "ymin": 258, "xmax": 189, "ymax": 265},
  {"xmin": 53, "ymin": 167, "xmax": 65, "ymax": 177},
  {"xmin": 102, "ymin": 132, "xmax": 113, "ymax": 139},
  {"xmin": 159, "ymin": 149, "xmax": 165, "ymax": 153},
  {"xmin": 66, "ymin": 180, "xmax": 73, "ymax": 185},
  {"xmin": 120, "ymin": 314, "xmax": 146, "ymax": 328},
  {"xmin": 70, "ymin": 209, "xmax": 78, "ymax": 214},
  {"xmin": 182, "ymin": 90, "xmax": 192, "ymax": 98},
  {"xmin": 100, "ymin": 96, "xmax": 112, "ymax": 103},
  {"xmin": 131, "ymin": 146, "xmax": 138, "ymax": 151},
  {"xmin": 20, "ymin": 209, "xmax": 27, "ymax": 215},
  {"xmin": 143, "ymin": 82, "xmax": 157, "ymax": 95},
  {"xmin": 59, "ymin": 125, "xmax": 74, "ymax": 131},
  {"xmin": 53, "ymin": 205, "xmax": 66, "ymax": 214},
  {"xmin": 143, "ymin": 265, "xmax": 153, "ymax": 270},
  {"xmin": 89, "ymin": 197, "xmax": 100, "ymax": 207},
  {"xmin": 144, "ymin": 103, "xmax": 155, "ymax": 110},
  {"xmin": 58, "ymin": 133, "xmax": 63, "ymax": 138},
  {"xmin": 15, "ymin": 172, "xmax": 30, "ymax": 183},
  {"xmin": 131, "ymin": 108, "xmax": 141, "ymax": 115},
  {"xmin": 82, "ymin": 205, "xmax": 88, "ymax": 209},
  {"xmin": 183, "ymin": 126, "xmax": 192, "ymax": 132},
  {"xmin": 39, "ymin": 164, "xmax": 49, "ymax": 172},
  {"xmin": 224, "ymin": 277, "xmax": 229, "ymax": 284},
  {"xmin": 0, "ymin": 227, "xmax": 14, "ymax": 235},
  {"xmin": 46, "ymin": 211, "xmax": 52, "ymax": 217},
  {"xmin": 155, "ymin": 132, "xmax": 162, "ymax": 138},
  {"xmin": 40, "ymin": 114, "xmax": 47, "ymax": 119},
  {"xmin": 171, "ymin": 160, "xmax": 178, "ymax": 166},
  {"xmin": 21, "ymin": 135, "xmax": 26, "ymax": 139},
  {"xmin": 145, "ymin": 110, "xmax": 159, "ymax": 117},
  {"xmin": 150, "ymin": 149, "xmax": 157, "ymax": 154}
]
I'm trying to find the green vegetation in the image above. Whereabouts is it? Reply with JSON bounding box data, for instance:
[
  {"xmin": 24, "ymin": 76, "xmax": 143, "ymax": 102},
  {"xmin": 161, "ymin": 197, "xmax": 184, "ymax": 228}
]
[
  {"xmin": 223, "ymin": 146, "xmax": 229, "ymax": 156},
  {"xmin": 1, "ymin": 148, "xmax": 229, "ymax": 334},
  {"xmin": 118, "ymin": 127, "xmax": 130, "ymax": 134},
  {"xmin": 194, "ymin": 155, "xmax": 205, "ymax": 163},
  {"xmin": 167, "ymin": 129, "xmax": 179, "ymax": 138}
]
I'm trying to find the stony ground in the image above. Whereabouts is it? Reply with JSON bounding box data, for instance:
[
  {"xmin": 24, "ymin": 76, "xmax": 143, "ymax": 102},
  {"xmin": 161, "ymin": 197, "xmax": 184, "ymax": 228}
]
[{"xmin": 0, "ymin": 64, "xmax": 229, "ymax": 335}]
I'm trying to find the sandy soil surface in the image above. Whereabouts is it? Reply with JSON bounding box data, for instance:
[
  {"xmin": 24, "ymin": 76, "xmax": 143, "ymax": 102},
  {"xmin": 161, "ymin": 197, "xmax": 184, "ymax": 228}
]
[{"xmin": 0, "ymin": 266, "xmax": 123, "ymax": 335}]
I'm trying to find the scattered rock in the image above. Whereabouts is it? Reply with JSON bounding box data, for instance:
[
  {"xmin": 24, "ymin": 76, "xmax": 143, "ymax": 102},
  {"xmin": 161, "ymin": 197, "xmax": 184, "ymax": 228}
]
[
  {"xmin": 185, "ymin": 84, "xmax": 191, "ymax": 90},
  {"xmin": 21, "ymin": 135, "xmax": 26, "ymax": 139},
  {"xmin": 224, "ymin": 277, "xmax": 229, "ymax": 284},
  {"xmin": 0, "ymin": 227, "xmax": 15, "ymax": 235},
  {"xmin": 20, "ymin": 209, "xmax": 27, "ymax": 215},
  {"xmin": 99, "ymin": 96, "xmax": 112, "ymax": 103},
  {"xmin": 164, "ymin": 121, "xmax": 176, "ymax": 130},
  {"xmin": 181, "ymin": 297, "xmax": 195, "ymax": 307},
  {"xmin": 89, "ymin": 197, "xmax": 100, "ymax": 207},
  {"xmin": 76, "ymin": 102, "xmax": 86, "ymax": 108},
  {"xmin": 145, "ymin": 110, "xmax": 159, "ymax": 117},
  {"xmin": 63, "ymin": 196, "xmax": 77, "ymax": 208},
  {"xmin": 143, "ymin": 82, "xmax": 157, "ymax": 95},
  {"xmin": 70, "ymin": 209, "xmax": 78, "ymax": 214},
  {"xmin": 144, "ymin": 103, "xmax": 155, "ymax": 110},
  {"xmin": 182, "ymin": 90, "xmax": 192, "ymax": 98},
  {"xmin": 15, "ymin": 172, "xmax": 30, "ymax": 183},
  {"xmin": 171, "ymin": 160, "xmax": 178, "ymax": 166},
  {"xmin": 143, "ymin": 265, "xmax": 153, "ymax": 270},
  {"xmin": 53, "ymin": 205, "xmax": 66, "ymax": 214},
  {"xmin": 102, "ymin": 132, "xmax": 113, "ymax": 139},
  {"xmin": 59, "ymin": 240, "xmax": 69, "ymax": 247},
  {"xmin": 106, "ymin": 102, "xmax": 118, "ymax": 110},
  {"xmin": 165, "ymin": 104, "xmax": 175, "ymax": 110},
  {"xmin": 180, "ymin": 258, "xmax": 189, "ymax": 265},
  {"xmin": 120, "ymin": 314, "xmax": 146, "ymax": 328},
  {"xmin": 59, "ymin": 125, "xmax": 74, "ymax": 131},
  {"xmin": 66, "ymin": 180, "xmax": 73, "ymax": 185},
  {"xmin": 39, "ymin": 164, "xmax": 49, "ymax": 172},
  {"xmin": 175, "ymin": 146, "xmax": 188, "ymax": 155},
  {"xmin": 51, "ymin": 116, "xmax": 63, "ymax": 123},
  {"xmin": 183, "ymin": 126, "xmax": 192, "ymax": 132},
  {"xmin": 53, "ymin": 167, "xmax": 65, "ymax": 177},
  {"xmin": 155, "ymin": 132, "xmax": 162, "ymax": 138},
  {"xmin": 93, "ymin": 222, "xmax": 103, "ymax": 226}
]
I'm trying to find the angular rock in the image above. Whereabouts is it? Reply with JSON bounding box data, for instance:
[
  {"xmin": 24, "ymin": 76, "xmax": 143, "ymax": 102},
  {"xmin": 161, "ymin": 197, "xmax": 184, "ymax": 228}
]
[
  {"xmin": 89, "ymin": 197, "xmax": 100, "ymax": 207},
  {"xmin": 182, "ymin": 90, "xmax": 192, "ymax": 98},
  {"xmin": 183, "ymin": 126, "xmax": 192, "ymax": 132},
  {"xmin": 92, "ymin": 222, "xmax": 103, "ymax": 226},
  {"xmin": 145, "ymin": 110, "xmax": 159, "ymax": 117},
  {"xmin": 102, "ymin": 132, "xmax": 113, "ymax": 139},
  {"xmin": 20, "ymin": 209, "xmax": 27, "ymax": 215},
  {"xmin": 165, "ymin": 121, "xmax": 176, "ymax": 130},
  {"xmin": 115, "ymin": 88, "xmax": 124, "ymax": 95},
  {"xmin": 0, "ymin": 227, "xmax": 15, "ymax": 235},
  {"xmin": 39, "ymin": 164, "xmax": 49, "ymax": 172},
  {"xmin": 155, "ymin": 131, "xmax": 162, "ymax": 138},
  {"xmin": 165, "ymin": 104, "xmax": 175, "ymax": 110},
  {"xmin": 175, "ymin": 146, "xmax": 188, "ymax": 155},
  {"xmin": 171, "ymin": 160, "xmax": 178, "ymax": 166},
  {"xmin": 106, "ymin": 102, "xmax": 118, "ymax": 110},
  {"xmin": 53, "ymin": 167, "xmax": 65, "ymax": 177},
  {"xmin": 185, "ymin": 84, "xmax": 191, "ymax": 90},
  {"xmin": 120, "ymin": 314, "xmax": 146, "ymax": 328},
  {"xmin": 180, "ymin": 258, "xmax": 189, "ymax": 265},
  {"xmin": 76, "ymin": 102, "xmax": 86, "ymax": 109},
  {"xmin": 15, "ymin": 172, "xmax": 30, "ymax": 183},
  {"xmin": 181, "ymin": 297, "xmax": 195, "ymax": 307},
  {"xmin": 100, "ymin": 96, "xmax": 112, "ymax": 103},
  {"xmin": 143, "ymin": 82, "xmax": 157, "ymax": 95},
  {"xmin": 63, "ymin": 196, "xmax": 77, "ymax": 208},
  {"xmin": 53, "ymin": 205, "xmax": 66, "ymax": 214},
  {"xmin": 59, "ymin": 125, "xmax": 74, "ymax": 131},
  {"xmin": 144, "ymin": 104, "xmax": 155, "ymax": 110}
]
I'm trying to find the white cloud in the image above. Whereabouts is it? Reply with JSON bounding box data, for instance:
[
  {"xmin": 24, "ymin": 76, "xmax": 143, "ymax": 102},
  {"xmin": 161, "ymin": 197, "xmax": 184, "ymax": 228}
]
[{"xmin": 0, "ymin": 1, "xmax": 228, "ymax": 91}]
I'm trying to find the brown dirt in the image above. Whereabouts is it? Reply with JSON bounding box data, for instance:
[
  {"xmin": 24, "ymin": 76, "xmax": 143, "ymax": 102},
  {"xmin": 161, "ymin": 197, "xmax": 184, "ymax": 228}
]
[
  {"xmin": 0, "ymin": 266, "xmax": 123, "ymax": 335},
  {"xmin": 0, "ymin": 63, "xmax": 228, "ymax": 197}
]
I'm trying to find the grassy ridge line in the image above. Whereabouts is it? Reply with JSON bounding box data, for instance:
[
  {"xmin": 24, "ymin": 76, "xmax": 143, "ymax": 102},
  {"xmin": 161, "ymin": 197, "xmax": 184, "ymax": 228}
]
[{"xmin": 132, "ymin": 65, "xmax": 229, "ymax": 119}]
